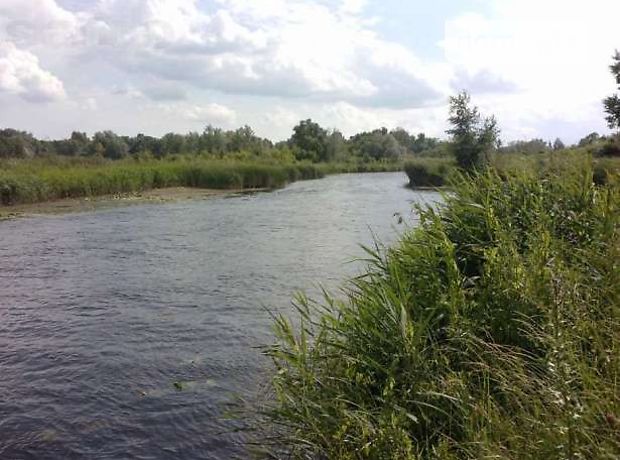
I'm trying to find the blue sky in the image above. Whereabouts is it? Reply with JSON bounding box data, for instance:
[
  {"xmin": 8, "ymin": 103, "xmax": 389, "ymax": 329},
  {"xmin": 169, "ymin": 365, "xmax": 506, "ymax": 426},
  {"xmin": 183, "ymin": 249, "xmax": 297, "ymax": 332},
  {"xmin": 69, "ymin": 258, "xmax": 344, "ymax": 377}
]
[{"xmin": 0, "ymin": 0, "xmax": 618, "ymax": 143}]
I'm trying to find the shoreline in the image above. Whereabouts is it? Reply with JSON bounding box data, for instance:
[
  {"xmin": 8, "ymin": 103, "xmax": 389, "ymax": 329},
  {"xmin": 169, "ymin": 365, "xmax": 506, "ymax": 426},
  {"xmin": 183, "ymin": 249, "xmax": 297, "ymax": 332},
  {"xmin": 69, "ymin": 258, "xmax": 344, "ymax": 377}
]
[{"xmin": 0, "ymin": 186, "xmax": 268, "ymax": 220}]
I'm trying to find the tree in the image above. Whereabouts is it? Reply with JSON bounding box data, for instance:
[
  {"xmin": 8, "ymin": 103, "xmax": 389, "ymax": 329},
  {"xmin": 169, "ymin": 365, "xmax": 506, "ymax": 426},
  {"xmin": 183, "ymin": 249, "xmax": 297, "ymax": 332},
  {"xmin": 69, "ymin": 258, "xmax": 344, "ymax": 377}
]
[
  {"xmin": 577, "ymin": 132, "xmax": 600, "ymax": 147},
  {"xmin": 446, "ymin": 91, "xmax": 500, "ymax": 170},
  {"xmin": 500, "ymin": 139, "xmax": 549, "ymax": 155},
  {"xmin": 349, "ymin": 129, "xmax": 405, "ymax": 161},
  {"xmin": 91, "ymin": 131, "xmax": 128, "ymax": 159},
  {"xmin": 290, "ymin": 119, "xmax": 329, "ymax": 162},
  {"xmin": 553, "ymin": 138, "xmax": 565, "ymax": 150},
  {"xmin": 325, "ymin": 130, "xmax": 348, "ymax": 162},
  {"xmin": 604, "ymin": 50, "xmax": 620, "ymax": 132}
]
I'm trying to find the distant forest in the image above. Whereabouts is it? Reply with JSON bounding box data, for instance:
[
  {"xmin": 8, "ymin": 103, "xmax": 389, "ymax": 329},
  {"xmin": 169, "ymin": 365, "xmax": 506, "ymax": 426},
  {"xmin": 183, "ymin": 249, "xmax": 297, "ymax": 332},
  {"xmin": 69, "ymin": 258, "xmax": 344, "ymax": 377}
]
[
  {"xmin": 0, "ymin": 119, "xmax": 616, "ymax": 163},
  {"xmin": 0, "ymin": 121, "xmax": 441, "ymax": 163}
]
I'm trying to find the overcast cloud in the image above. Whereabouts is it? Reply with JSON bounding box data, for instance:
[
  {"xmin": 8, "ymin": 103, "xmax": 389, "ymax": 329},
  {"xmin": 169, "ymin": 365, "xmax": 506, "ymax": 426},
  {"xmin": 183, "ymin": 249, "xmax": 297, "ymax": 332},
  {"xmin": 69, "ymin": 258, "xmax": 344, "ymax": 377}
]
[{"xmin": 0, "ymin": 0, "xmax": 618, "ymax": 142}]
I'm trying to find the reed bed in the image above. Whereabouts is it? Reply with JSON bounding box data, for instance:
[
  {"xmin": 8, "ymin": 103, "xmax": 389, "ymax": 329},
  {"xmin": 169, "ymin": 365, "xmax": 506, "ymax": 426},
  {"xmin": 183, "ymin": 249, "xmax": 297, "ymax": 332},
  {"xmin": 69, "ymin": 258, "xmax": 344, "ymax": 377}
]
[
  {"xmin": 0, "ymin": 159, "xmax": 325, "ymax": 205},
  {"xmin": 260, "ymin": 156, "xmax": 620, "ymax": 459},
  {"xmin": 0, "ymin": 156, "xmax": 404, "ymax": 206}
]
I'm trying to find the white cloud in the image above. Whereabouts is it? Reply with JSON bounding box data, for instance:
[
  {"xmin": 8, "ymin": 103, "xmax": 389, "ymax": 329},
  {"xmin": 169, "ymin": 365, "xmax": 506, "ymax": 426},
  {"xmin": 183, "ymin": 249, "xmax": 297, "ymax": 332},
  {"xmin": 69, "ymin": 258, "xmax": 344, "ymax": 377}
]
[
  {"xmin": 441, "ymin": 0, "xmax": 620, "ymax": 140},
  {"xmin": 339, "ymin": 0, "xmax": 367, "ymax": 15},
  {"xmin": 76, "ymin": 0, "xmax": 441, "ymax": 108},
  {"xmin": 0, "ymin": 41, "xmax": 66, "ymax": 102},
  {"xmin": 159, "ymin": 102, "xmax": 237, "ymax": 125},
  {"xmin": 0, "ymin": 0, "xmax": 617, "ymax": 142},
  {"xmin": 0, "ymin": 0, "xmax": 83, "ymax": 46}
]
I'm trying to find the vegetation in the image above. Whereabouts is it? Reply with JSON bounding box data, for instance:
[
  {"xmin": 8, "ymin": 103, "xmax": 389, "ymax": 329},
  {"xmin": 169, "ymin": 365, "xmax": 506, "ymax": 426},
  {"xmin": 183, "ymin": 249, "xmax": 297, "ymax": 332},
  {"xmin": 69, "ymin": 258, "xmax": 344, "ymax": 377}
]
[
  {"xmin": 260, "ymin": 156, "xmax": 620, "ymax": 459},
  {"xmin": 0, "ymin": 122, "xmax": 442, "ymax": 163},
  {"xmin": 446, "ymin": 92, "xmax": 500, "ymax": 171},
  {"xmin": 604, "ymin": 50, "xmax": 620, "ymax": 132},
  {"xmin": 0, "ymin": 156, "xmax": 316, "ymax": 206},
  {"xmin": 0, "ymin": 155, "xmax": 408, "ymax": 206},
  {"xmin": 260, "ymin": 54, "xmax": 620, "ymax": 458},
  {"xmin": 403, "ymin": 158, "xmax": 453, "ymax": 187}
]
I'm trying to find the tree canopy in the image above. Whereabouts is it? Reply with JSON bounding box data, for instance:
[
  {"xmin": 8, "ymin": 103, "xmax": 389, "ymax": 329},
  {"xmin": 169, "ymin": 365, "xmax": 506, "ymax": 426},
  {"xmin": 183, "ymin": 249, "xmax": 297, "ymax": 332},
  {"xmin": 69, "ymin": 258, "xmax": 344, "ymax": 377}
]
[
  {"xmin": 604, "ymin": 50, "xmax": 620, "ymax": 132},
  {"xmin": 446, "ymin": 91, "xmax": 500, "ymax": 170}
]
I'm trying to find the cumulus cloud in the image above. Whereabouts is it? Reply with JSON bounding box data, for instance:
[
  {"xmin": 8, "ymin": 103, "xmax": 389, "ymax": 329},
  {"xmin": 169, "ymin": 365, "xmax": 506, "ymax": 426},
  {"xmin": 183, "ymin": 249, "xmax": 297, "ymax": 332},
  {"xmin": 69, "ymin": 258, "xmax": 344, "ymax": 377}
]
[
  {"xmin": 159, "ymin": 102, "xmax": 237, "ymax": 125},
  {"xmin": 0, "ymin": 0, "xmax": 83, "ymax": 46},
  {"xmin": 0, "ymin": 0, "xmax": 618, "ymax": 142},
  {"xmin": 0, "ymin": 41, "xmax": 66, "ymax": 102},
  {"xmin": 75, "ymin": 0, "xmax": 441, "ymax": 108}
]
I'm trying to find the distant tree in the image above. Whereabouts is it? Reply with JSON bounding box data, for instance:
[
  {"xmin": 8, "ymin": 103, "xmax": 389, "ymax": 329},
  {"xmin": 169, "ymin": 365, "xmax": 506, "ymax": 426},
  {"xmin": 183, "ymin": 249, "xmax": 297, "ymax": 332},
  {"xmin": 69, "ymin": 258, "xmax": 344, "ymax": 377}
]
[
  {"xmin": 553, "ymin": 138, "xmax": 566, "ymax": 150},
  {"xmin": 500, "ymin": 139, "xmax": 550, "ymax": 155},
  {"xmin": 0, "ymin": 129, "xmax": 38, "ymax": 158},
  {"xmin": 349, "ymin": 129, "xmax": 405, "ymax": 161},
  {"xmin": 446, "ymin": 91, "xmax": 500, "ymax": 170},
  {"xmin": 326, "ymin": 129, "xmax": 348, "ymax": 162},
  {"xmin": 68, "ymin": 131, "xmax": 90, "ymax": 156},
  {"xmin": 201, "ymin": 125, "xmax": 228, "ymax": 154},
  {"xmin": 390, "ymin": 128, "xmax": 413, "ymax": 149},
  {"xmin": 290, "ymin": 119, "xmax": 329, "ymax": 162},
  {"xmin": 603, "ymin": 50, "xmax": 620, "ymax": 132},
  {"xmin": 161, "ymin": 133, "xmax": 186, "ymax": 155},
  {"xmin": 91, "ymin": 131, "xmax": 128, "ymax": 159},
  {"xmin": 577, "ymin": 132, "xmax": 601, "ymax": 147}
]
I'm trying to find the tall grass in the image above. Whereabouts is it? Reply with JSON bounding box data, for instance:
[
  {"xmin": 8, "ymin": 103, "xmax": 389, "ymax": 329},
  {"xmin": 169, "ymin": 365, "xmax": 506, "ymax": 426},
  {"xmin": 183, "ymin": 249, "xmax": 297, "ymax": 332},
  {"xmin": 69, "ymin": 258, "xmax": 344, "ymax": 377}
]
[
  {"xmin": 0, "ymin": 156, "xmax": 405, "ymax": 206},
  {"xmin": 0, "ymin": 158, "xmax": 328, "ymax": 205},
  {"xmin": 259, "ymin": 157, "xmax": 620, "ymax": 459}
]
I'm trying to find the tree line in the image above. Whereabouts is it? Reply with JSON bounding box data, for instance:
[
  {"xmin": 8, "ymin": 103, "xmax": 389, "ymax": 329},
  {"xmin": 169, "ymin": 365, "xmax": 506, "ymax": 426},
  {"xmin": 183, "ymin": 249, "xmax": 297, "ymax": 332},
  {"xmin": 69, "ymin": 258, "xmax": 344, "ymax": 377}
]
[{"xmin": 0, "ymin": 121, "xmax": 443, "ymax": 163}]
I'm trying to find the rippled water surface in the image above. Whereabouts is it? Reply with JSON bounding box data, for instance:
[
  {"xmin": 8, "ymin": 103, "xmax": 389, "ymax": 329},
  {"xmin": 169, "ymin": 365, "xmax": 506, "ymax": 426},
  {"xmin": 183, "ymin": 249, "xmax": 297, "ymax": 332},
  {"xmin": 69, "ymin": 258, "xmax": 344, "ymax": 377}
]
[{"xmin": 0, "ymin": 173, "xmax": 441, "ymax": 459}]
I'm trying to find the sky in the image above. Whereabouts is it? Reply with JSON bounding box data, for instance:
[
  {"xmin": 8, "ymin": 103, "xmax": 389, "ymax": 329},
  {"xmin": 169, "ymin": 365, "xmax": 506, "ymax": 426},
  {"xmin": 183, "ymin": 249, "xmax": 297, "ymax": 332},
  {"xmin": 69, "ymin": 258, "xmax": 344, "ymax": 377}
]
[{"xmin": 0, "ymin": 0, "xmax": 618, "ymax": 143}]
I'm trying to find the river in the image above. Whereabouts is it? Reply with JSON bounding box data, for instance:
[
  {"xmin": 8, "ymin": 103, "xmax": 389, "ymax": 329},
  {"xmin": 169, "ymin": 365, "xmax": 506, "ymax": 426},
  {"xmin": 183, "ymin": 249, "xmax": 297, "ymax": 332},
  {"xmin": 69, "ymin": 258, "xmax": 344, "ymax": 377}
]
[{"xmin": 0, "ymin": 172, "xmax": 441, "ymax": 459}]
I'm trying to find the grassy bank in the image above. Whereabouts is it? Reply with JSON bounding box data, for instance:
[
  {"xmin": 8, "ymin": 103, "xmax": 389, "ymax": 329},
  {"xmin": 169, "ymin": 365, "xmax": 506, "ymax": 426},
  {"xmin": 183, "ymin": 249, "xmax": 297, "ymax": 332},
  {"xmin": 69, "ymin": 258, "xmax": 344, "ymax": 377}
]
[
  {"xmin": 0, "ymin": 156, "xmax": 403, "ymax": 207},
  {"xmin": 404, "ymin": 152, "xmax": 620, "ymax": 187},
  {"xmin": 262, "ymin": 157, "xmax": 620, "ymax": 459}
]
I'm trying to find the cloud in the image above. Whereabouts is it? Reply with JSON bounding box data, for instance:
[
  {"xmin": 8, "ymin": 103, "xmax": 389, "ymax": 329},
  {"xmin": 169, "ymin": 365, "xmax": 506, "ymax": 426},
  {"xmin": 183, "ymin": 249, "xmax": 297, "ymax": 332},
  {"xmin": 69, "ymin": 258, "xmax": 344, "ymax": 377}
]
[
  {"xmin": 441, "ymin": 0, "xmax": 620, "ymax": 139},
  {"xmin": 451, "ymin": 69, "xmax": 519, "ymax": 95},
  {"xmin": 339, "ymin": 0, "xmax": 367, "ymax": 15},
  {"xmin": 0, "ymin": 0, "xmax": 83, "ymax": 46},
  {"xmin": 159, "ymin": 102, "xmax": 237, "ymax": 125},
  {"xmin": 71, "ymin": 0, "xmax": 441, "ymax": 108},
  {"xmin": 0, "ymin": 41, "xmax": 66, "ymax": 102},
  {"xmin": 142, "ymin": 84, "xmax": 187, "ymax": 101}
]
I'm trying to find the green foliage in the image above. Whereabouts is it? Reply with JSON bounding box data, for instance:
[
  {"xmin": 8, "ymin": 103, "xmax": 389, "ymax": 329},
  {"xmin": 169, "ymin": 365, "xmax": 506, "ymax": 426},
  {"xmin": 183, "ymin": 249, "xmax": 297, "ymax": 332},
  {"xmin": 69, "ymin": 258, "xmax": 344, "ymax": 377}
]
[
  {"xmin": 349, "ymin": 128, "xmax": 406, "ymax": 161},
  {"xmin": 290, "ymin": 119, "xmax": 330, "ymax": 162},
  {"xmin": 260, "ymin": 157, "xmax": 620, "ymax": 459},
  {"xmin": 604, "ymin": 50, "xmax": 620, "ymax": 132},
  {"xmin": 403, "ymin": 158, "xmax": 453, "ymax": 187},
  {"xmin": 447, "ymin": 92, "xmax": 500, "ymax": 171}
]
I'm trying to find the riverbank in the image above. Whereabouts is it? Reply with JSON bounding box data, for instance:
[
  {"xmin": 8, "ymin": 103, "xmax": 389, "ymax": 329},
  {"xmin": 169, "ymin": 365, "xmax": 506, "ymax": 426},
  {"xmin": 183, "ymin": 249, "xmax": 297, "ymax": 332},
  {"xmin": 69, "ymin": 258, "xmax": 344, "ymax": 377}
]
[
  {"xmin": 262, "ymin": 156, "xmax": 620, "ymax": 459},
  {"xmin": 0, "ymin": 157, "xmax": 403, "ymax": 210},
  {"xmin": 404, "ymin": 151, "xmax": 620, "ymax": 187},
  {"xmin": 0, "ymin": 187, "xmax": 267, "ymax": 219}
]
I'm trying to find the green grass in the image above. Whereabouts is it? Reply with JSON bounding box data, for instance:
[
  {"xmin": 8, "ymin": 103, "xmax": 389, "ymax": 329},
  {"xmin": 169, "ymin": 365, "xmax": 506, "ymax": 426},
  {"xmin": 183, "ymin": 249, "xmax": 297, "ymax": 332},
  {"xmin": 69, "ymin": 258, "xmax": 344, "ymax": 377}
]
[
  {"xmin": 259, "ymin": 155, "xmax": 620, "ymax": 459},
  {"xmin": 0, "ymin": 155, "xmax": 404, "ymax": 206}
]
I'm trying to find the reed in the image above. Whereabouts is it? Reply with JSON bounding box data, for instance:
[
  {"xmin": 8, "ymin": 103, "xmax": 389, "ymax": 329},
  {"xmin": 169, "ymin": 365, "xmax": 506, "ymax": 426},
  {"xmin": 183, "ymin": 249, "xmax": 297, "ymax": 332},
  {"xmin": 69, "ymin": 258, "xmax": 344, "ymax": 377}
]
[
  {"xmin": 260, "ymin": 156, "xmax": 620, "ymax": 459},
  {"xmin": 0, "ymin": 158, "xmax": 328, "ymax": 206}
]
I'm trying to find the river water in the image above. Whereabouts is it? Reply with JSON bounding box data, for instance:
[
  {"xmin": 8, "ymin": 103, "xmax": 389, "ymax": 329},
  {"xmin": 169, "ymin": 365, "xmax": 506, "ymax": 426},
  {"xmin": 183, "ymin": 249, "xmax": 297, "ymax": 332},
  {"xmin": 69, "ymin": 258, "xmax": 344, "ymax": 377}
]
[{"xmin": 0, "ymin": 172, "xmax": 441, "ymax": 459}]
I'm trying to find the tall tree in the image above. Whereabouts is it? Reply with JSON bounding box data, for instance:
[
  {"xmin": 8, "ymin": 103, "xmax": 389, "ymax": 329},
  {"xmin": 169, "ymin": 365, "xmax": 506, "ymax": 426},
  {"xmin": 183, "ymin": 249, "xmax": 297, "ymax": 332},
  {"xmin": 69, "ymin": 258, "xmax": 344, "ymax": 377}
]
[
  {"xmin": 290, "ymin": 119, "xmax": 329, "ymax": 162},
  {"xmin": 604, "ymin": 50, "xmax": 620, "ymax": 132},
  {"xmin": 446, "ymin": 91, "xmax": 500, "ymax": 170}
]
